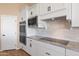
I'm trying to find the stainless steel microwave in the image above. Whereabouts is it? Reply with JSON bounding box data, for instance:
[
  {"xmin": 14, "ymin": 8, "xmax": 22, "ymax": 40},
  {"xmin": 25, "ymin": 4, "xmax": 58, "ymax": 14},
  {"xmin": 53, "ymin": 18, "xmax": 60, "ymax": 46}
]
[{"xmin": 28, "ymin": 16, "xmax": 38, "ymax": 27}]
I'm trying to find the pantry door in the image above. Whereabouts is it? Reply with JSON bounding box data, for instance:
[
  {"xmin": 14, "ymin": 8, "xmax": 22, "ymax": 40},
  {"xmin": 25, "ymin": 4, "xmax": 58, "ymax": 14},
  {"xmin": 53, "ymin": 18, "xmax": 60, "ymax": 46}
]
[{"xmin": 1, "ymin": 15, "xmax": 17, "ymax": 50}]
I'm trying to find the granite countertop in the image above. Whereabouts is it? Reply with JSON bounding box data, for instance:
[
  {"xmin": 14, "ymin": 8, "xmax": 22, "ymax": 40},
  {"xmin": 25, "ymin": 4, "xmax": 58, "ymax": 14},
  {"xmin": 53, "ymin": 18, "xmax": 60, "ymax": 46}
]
[{"xmin": 27, "ymin": 35, "xmax": 79, "ymax": 52}]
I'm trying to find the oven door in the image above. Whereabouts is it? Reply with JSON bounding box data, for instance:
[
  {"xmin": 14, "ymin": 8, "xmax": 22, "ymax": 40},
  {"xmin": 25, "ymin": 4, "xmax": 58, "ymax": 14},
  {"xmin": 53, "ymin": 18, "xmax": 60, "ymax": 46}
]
[
  {"xmin": 20, "ymin": 35, "xmax": 26, "ymax": 45},
  {"xmin": 20, "ymin": 25, "xmax": 26, "ymax": 33},
  {"xmin": 19, "ymin": 24, "xmax": 26, "ymax": 45}
]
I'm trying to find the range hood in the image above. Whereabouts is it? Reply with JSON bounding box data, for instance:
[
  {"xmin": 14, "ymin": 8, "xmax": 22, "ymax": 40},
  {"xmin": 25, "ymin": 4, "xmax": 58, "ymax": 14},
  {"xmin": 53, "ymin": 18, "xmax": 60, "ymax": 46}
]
[
  {"xmin": 42, "ymin": 18, "xmax": 55, "ymax": 22},
  {"xmin": 42, "ymin": 16, "xmax": 71, "ymax": 29},
  {"xmin": 42, "ymin": 16, "xmax": 66, "ymax": 22}
]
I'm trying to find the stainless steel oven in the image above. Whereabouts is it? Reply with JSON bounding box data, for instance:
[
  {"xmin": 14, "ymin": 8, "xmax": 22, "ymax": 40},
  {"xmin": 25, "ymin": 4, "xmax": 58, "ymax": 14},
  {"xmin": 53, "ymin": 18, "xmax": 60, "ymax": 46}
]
[{"xmin": 19, "ymin": 21, "xmax": 26, "ymax": 45}]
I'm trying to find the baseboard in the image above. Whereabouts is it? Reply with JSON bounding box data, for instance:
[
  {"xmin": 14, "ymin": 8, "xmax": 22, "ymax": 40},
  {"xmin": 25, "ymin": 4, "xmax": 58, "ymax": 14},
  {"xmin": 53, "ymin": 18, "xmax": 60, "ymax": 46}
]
[
  {"xmin": 0, "ymin": 50, "xmax": 4, "ymax": 51},
  {"xmin": 16, "ymin": 48, "xmax": 20, "ymax": 50},
  {"xmin": 0, "ymin": 48, "xmax": 20, "ymax": 51}
]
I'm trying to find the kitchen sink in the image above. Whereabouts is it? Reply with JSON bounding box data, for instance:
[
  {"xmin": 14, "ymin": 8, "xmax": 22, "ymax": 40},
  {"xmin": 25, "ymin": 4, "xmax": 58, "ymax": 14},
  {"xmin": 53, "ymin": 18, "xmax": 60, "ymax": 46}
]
[{"xmin": 39, "ymin": 37, "xmax": 69, "ymax": 45}]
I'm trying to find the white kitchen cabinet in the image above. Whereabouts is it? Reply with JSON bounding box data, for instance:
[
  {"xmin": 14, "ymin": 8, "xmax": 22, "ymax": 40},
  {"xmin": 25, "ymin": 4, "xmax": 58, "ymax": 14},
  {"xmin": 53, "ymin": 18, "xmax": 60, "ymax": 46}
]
[
  {"xmin": 39, "ymin": 3, "xmax": 66, "ymax": 16},
  {"xmin": 26, "ymin": 38, "xmax": 32, "ymax": 55},
  {"xmin": 39, "ymin": 3, "xmax": 54, "ymax": 16},
  {"xmin": 28, "ymin": 7, "xmax": 36, "ymax": 18},
  {"xmin": 31, "ymin": 40, "xmax": 39, "ymax": 56},
  {"xmin": 53, "ymin": 3, "xmax": 65, "ymax": 11},
  {"xmin": 66, "ymin": 3, "xmax": 72, "ymax": 20},
  {"xmin": 28, "ymin": 4, "xmax": 39, "ymax": 18},
  {"xmin": 53, "ymin": 9, "xmax": 66, "ymax": 18},
  {"xmin": 38, "ymin": 46, "xmax": 65, "ymax": 56},
  {"xmin": 66, "ymin": 3, "xmax": 79, "ymax": 27},
  {"xmin": 26, "ymin": 38, "xmax": 39, "ymax": 56},
  {"xmin": 20, "ymin": 7, "xmax": 27, "ymax": 22},
  {"xmin": 71, "ymin": 3, "xmax": 79, "ymax": 27},
  {"xmin": 66, "ymin": 49, "xmax": 79, "ymax": 56},
  {"xmin": 36, "ymin": 40, "xmax": 65, "ymax": 56},
  {"xmin": 26, "ymin": 38, "xmax": 65, "ymax": 56},
  {"xmin": 52, "ymin": 3, "xmax": 66, "ymax": 18}
]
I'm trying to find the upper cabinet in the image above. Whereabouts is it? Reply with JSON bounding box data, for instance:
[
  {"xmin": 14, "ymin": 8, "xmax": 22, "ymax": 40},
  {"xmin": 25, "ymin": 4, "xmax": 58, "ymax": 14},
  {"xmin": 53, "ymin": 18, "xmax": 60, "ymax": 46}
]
[
  {"xmin": 53, "ymin": 3, "xmax": 65, "ymax": 11},
  {"xmin": 66, "ymin": 3, "xmax": 79, "ymax": 27},
  {"xmin": 66, "ymin": 3, "xmax": 72, "ymax": 20},
  {"xmin": 28, "ymin": 7, "xmax": 36, "ymax": 18},
  {"xmin": 71, "ymin": 3, "xmax": 79, "ymax": 27},
  {"xmin": 39, "ymin": 3, "xmax": 54, "ymax": 16},
  {"xmin": 28, "ymin": 3, "xmax": 79, "ymax": 28},
  {"xmin": 28, "ymin": 4, "xmax": 39, "ymax": 18},
  {"xmin": 39, "ymin": 3, "xmax": 66, "ymax": 16},
  {"xmin": 28, "ymin": 3, "xmax": 66, "ymax": 18},
  {"xmin": 52, "ymin": 3, "xmax": 66, "ymax": 17},
  {"xmin": 28, "ymin": 3, "xmax": 66, "ymax": 19},
  {"xmin": 20, "ymin": 7, "xmax": 27, "ymax": 22}
]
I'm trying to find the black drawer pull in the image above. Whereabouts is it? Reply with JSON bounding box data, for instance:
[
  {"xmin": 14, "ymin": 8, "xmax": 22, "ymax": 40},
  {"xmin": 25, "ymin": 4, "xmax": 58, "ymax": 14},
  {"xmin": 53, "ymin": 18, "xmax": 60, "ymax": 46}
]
[
  {"xmin": 45, "ymin": 52, "xmax": 51, "ymax": 55},
  {"xmin": 2, "ymin": 34, "xmax": 6, "ymax": 36}
]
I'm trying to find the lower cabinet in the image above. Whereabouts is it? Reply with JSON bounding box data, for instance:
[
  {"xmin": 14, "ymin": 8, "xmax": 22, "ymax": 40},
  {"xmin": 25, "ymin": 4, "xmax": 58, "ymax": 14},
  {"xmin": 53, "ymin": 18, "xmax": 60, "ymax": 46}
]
[
  {"xmin": 26, "ymin": 39, "xmax": 79, "ymax": 56},
  {"xmin": 26, "ymin": 38, "xmax": 39, "ymax": 56},
  {"xmin": 27, "ymin": 39, "xmax": 65, "ymax": 56},
  {"xmin": 31, "ymin": 40, "xmax": 39, "ymax": 56},
  {"xmin": 37, "ymin": 41, "xmax": 65, "ymax": 56},
  {"xmin": 66, "ymin": 49, "xmax": 79, "ymax": 56},
  {"xmin": 26, "ymin": 38, "xmax": 32, "ymax": 55},
  {"xmin": 38, "ymin": 46, "xmax": 65, "ymax": 56}
]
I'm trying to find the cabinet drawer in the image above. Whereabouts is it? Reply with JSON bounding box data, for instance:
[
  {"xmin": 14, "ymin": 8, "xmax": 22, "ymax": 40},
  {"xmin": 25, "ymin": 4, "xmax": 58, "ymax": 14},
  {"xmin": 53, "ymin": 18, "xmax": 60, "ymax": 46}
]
[
  {"xmin": 37, "ymin": 40, "xmax": 65, "ymax": 54},
  {"xmin": 38, "ymin": 45, "xmax": 65, "ymax": 56},
  {"xmin": 66, "ymin": 49, "xmax": 79, "ymax": 56}
]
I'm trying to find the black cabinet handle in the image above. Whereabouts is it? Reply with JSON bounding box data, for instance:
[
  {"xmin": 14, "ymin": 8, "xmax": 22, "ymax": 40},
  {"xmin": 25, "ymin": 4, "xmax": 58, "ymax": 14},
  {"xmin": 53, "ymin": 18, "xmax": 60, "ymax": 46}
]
[
  {"xmin": 30, "ymin": 43, "xmax": 32, "ymax": 47},
  {"xmin": 31, "ymin": 11, "xmax": 33, "ymax": 15},
  {"xmin": 2, "ymin": 34, "xmax": 6, "ymax": 36},
  {"xmin": 45, "ymin": 52, "xmax": 51, "ymax": 55}
]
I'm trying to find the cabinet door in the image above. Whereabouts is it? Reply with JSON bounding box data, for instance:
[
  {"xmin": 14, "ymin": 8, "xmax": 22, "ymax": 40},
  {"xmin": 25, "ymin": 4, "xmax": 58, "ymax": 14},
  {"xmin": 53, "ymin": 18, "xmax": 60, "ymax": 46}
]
[
  {"xmin": 37, "ymin": 41, "xmax": 65, "ymax": 56},
  {"xmin": 31, "ymin": 40, "xmax": 39, "ymax": 56},
  {"xmin": 28, "ymin": 5, "xmax": 37, "ymax": 18},
  {"xmin": 38, "ymin": 45, "xmax": 65, "ymax": 56},
  {"xmin": 20, "ymin": 8, "xmax": 26, "ymax": 22},
  {"xmin": 53, "ymin": 3, "xmax": 65, "ymax": 11},
  {"xmin": 39, "ymin": 3, "xmax": 53, "ymax": 16},
  {"xmin": 26, "ymin": 39, "xmax": 39, "ymax": 56},
  {"xmin": 66, "ymin": 3, "xmax": 72, "ymax": 20},
  {"xmin": 66, "ymin": 49, "xmax": 79, "ymax": 56},
  {"xmin": 20, "ymin": 9, "xmax": 23, "ymax": 22},
  {"xmin": 28, "ymin": 8, "xmax": 34, "ymax": 18},
  {"xmin": 52, "ymin": 3, "xmax": 66, "ymax": 17},
  {"xmin": 71, "ymin": 3, "xmax": 79, "ymax": 27},
  {"xmin": 26, "ymin": 38, "xmax": 32, "ymax": 55}
]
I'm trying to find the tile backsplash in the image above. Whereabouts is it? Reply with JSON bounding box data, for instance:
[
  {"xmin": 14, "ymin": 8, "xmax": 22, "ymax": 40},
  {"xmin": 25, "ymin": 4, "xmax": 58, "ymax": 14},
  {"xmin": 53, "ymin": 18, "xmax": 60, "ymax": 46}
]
[
  {"xmin": 36, "ymin": 16, "xmax": 79, "ymax": 42},
  {"xmin": 36, "ymin": 16, "xmax": 70, "ymax": 38}
]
